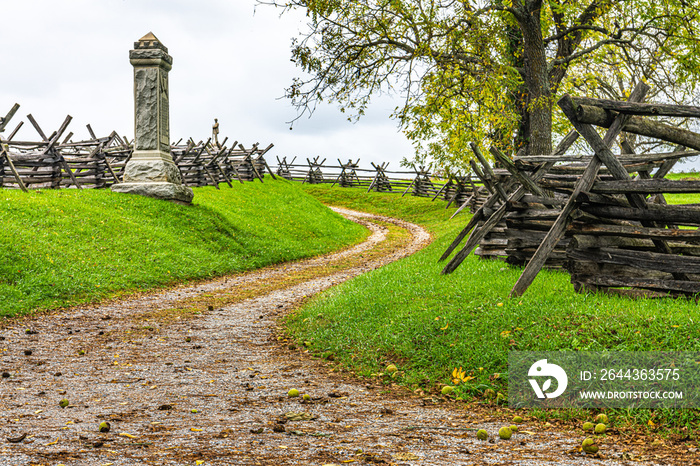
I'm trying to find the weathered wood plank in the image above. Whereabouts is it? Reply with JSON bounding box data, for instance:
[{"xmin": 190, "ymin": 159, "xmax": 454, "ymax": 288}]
[
  {"xmin": 569, "ymin": 222, "xmax": 700, "ymax": 242},
  {"xmin": 514, "ymin": 150, "xmax": 696, "ymax": 165},
  {"xmin": 579, "ymin": 203, "xmax": 700, "ymax": 226},
  {"xmin": 576, "ymin": 104, "xmax": 700, "ymax": 151},
  {"xmin": 588, "ymin": 179, "xmax": 700, "ymax": 194},
  {"xmin": 0, "ymin": 103, "xmax": 20, "ymax": 133},
  {"xmin": 572, "ymin": 97, "xmax": 700, "ymax": 118},
  {"xmin": 572, "ymin": 274, "xmax": 700, "ymax": 295},
  {"xmin": 570, "ymin": 234, "xmax": 700, "ymax": 254},
  {"xmin": 567, "ymin": 247, "xmax": 700, "ymax": 274}
]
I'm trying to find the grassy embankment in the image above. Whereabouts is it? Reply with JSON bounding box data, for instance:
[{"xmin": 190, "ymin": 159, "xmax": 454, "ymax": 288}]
[
  {"xmin": 293, "ymin": 184, "xmax": 700, "ymax": 431},
  {"xmin": 0, "ymin": 180, "xmax": 367, "ymax": 317}
]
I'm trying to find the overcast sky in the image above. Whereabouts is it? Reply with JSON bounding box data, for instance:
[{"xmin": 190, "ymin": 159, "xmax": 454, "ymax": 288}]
[{"xmin": 0, "ymin": 0, "xmax": 414, "ymax": 169}]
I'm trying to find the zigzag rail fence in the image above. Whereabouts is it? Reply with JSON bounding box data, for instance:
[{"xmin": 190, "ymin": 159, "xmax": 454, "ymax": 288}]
[
  {"xmin": 439, "ymin": 82, "xmax": 700, "ymax": 300},
  {"xmin": 274, "ymin": 155, "xmax": 486, "ymax": 210}
]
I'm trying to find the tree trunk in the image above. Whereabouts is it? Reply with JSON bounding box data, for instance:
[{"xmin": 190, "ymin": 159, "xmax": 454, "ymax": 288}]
[
  {"xmin": 517, "ymin": 0, "xmax": 553, "ymax": 156},
  {"xmin": 504, "ymin": 20, "xmax": 529, "ymax": 154}
]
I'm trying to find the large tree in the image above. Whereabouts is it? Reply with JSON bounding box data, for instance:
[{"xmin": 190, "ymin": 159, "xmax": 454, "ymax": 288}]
[{"xmin": 264, "ymin": 0, "xmax": 700, "ymax": 168}]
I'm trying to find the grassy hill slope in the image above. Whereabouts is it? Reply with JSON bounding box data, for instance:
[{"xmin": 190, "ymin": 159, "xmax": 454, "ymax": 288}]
[{"xmin": 0, "ymin": 180, "xmax": 367, "ymax": 316}]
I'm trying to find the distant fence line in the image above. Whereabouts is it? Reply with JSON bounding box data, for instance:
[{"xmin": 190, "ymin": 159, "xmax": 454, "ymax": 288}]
[{"xmin": 275, "ymin": 156, "xmax": 485, "ymax": 212}]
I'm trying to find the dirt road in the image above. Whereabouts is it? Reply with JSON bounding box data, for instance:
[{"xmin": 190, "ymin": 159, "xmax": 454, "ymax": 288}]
[{"xmin": 0, "ymin": 208, "xmax": 675, "ymax": 465}]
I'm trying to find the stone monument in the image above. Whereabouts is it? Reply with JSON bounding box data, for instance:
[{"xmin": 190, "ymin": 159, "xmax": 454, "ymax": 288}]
[{"xmin": 111, "ymin": 32, "xmax": 194, "ymax": 204}]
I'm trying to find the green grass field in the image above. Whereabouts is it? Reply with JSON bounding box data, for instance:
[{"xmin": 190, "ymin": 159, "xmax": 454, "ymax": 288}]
[
  {"xmin": 0, "ymin": 180, "xmax": 367, "ymax": 317},
  {"xmin": 295, "ymin": 184, "xmax": 700, "ymax": 429}
]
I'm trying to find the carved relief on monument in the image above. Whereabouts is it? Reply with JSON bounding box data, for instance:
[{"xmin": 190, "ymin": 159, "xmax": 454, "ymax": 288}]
[
  {"xmin": 159, "ymin": 71, "xmax": 170, "ymax": 152},
  {"xmin": 134, "ymin": 68, "xmax": 159, "ymax": 151}
]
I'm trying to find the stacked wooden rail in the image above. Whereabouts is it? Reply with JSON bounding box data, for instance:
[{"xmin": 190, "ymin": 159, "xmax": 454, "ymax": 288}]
[
  {"xmin": 0, "ymin": 104, "xmax": 275, "ymax": 190},
  {"xmin": 439, "ymin": 174, "xmax": 479, "ymax": 210},
  {"xmin": 0, "ymin": 106, "xmax": 131, "ymax": 191},
  {"xmin": 172, "ymin": 139, "xmax": 275, "ymax": 188},
  {"xmin": 561, "ymin": 153, "xmax": 700, "ymax": 298},
  {"xmin": 441, "ymin": 136, "xmax": 579, "ymax": 266},
  {"xmin": 441, "ymin": 82, "xmax": 700, "ymax": 299}
]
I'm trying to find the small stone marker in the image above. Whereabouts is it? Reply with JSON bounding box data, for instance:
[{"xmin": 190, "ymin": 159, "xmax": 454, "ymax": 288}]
[{"xmin": 111, "ymin": 32, "xmax": 194, "ymax": 204}]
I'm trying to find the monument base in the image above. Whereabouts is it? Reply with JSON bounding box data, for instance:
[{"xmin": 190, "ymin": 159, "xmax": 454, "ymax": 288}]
[
  {"xmin": 111, "ymin": 182, "xmax": 194, "ymax": 204},
  {"xmin": 122, "ymin": 156, "xmax": 184, "ymax": 184}
]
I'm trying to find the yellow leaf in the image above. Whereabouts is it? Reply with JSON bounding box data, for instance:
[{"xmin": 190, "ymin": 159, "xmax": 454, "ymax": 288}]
[
  {"xmin": 196, "ymin": 461, "xmax": 205, "ymax": 465},
  {"xmin": 191, "ymin": 428, "xmax": 203, "ymax": 432},
  {"xmin": 119, "ymin": 433, "xmax": 138, "ymax": 439},
  {"xmin": 44, "ymin": 438, "xmax": 59, "ymax": 446},
  {"xmin": 440, "ymin": 323, "xmax": 449, "ymax": 331}
]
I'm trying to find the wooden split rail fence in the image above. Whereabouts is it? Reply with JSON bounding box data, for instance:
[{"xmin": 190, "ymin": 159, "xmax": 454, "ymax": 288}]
[
  {"xmin": 0, "ymin": 105, "xmax": 131, "ymax": 191},
  {"xmin": 274, "ymin": 156, "xmax": 484, "ymax": 210},
  {"xmin": 441, "ymin": 83, "xmax": 700, "ymax": 299},
  {"xmin": 0, "ymin": 104, "xmax": 275, "ymax": 191}
]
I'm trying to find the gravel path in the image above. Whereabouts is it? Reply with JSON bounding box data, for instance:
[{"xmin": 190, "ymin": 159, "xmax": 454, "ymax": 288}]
[{"xmin": 0, "ymin": 208, "xmax": 678, "ymax": 465}]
